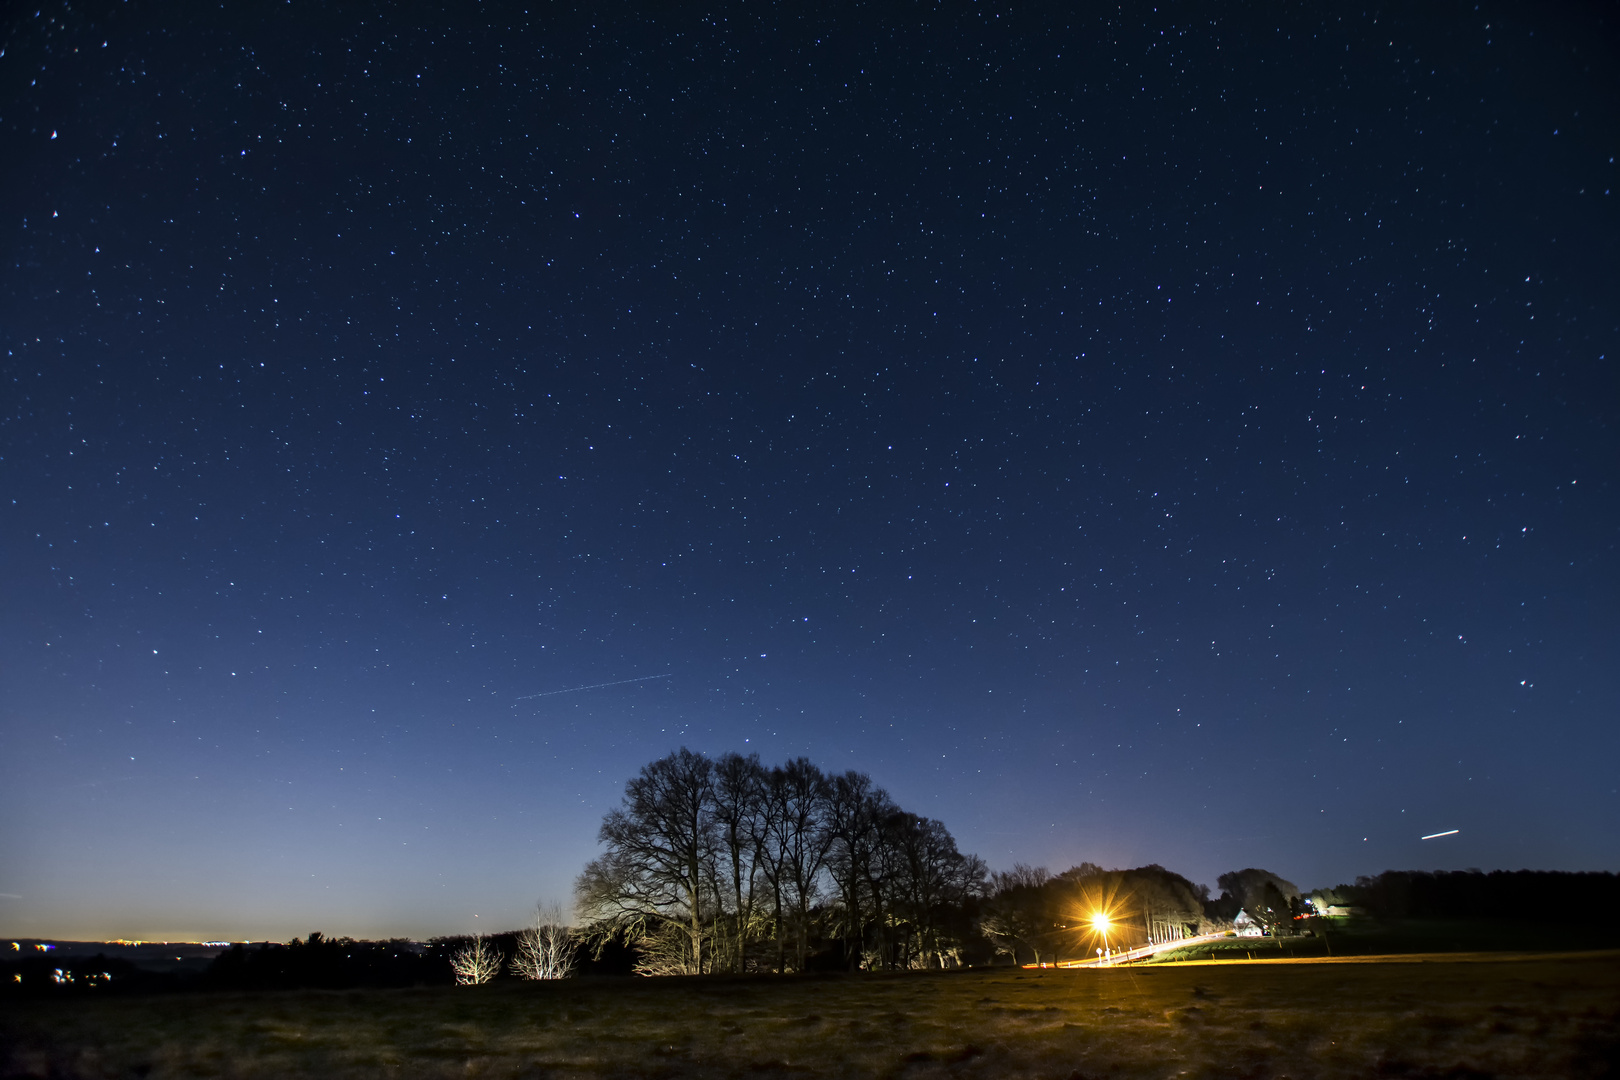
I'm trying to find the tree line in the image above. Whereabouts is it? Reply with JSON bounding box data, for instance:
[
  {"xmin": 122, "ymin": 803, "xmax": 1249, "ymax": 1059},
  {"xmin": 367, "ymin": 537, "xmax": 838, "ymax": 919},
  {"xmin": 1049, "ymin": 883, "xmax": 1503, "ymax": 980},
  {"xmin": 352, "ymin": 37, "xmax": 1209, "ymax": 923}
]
[
  {"xmin": 15, "ymin": 750, "xmax": 1616, "ymax": 996},
  {"xmin": 1317, "ymin": 869, "xmax": 1620, "ymax": 923},
  {"xmin": 570, "ymin": 749, "xmax": 1323, "ymax": 973}
]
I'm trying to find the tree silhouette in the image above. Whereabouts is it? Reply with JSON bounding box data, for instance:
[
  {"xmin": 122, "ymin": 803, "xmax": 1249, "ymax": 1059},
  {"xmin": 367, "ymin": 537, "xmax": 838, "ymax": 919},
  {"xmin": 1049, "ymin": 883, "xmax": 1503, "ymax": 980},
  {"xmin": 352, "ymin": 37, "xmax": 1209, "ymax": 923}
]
[
  {"xmin": 577, "ymin": 748, "xmax": 718, "ymax": 974},
  {"xmin": 710, "ymin": 751, "xmax": 769, "ymax": 973},
  {"xmin": 576, "ymin": 748, "xmax": 986, "ymax": 973},
  {"xmin": 981, "ymin": 864, "xmax": 1055, "ymax": 965}
]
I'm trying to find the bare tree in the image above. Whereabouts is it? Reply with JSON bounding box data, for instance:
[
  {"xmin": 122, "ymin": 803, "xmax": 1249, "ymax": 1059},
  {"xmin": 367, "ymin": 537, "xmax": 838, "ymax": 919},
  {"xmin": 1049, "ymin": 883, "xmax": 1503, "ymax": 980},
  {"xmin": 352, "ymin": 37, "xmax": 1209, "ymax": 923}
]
[
  {"xmin": 711, "ymin": 751, "xmax": 768, "ymax": 972},
  {"xmin": 627, "ymin": 920, "xmax": 702, "ymax": 977},
  {"xmin": 449, "ymin": 934, "xmax": 501, "ymax": 985},
  {"xmin": 991, "ymin": 863, "xmax": 1052, "ymax": 893},
  {"xmin": 1128, "ymin": 864, "xmax": 1207, "ymax": 944},
  {"xmin": 761, "ymin": 758, "xmax": 833, "ymax": 971},
  {"xmin": 576, "ymin": 748, "xmax": 718, "ymax": 974},
  {"xmin": 981, "ymin": 864, "xmax": 1056, "ymax": 965},
  {"xmin": 886, "ymin": 812, "xmax": 985, "ymax": 968},
  {"xmin": 825, "ymin": 770, "xmax": 894, "ymax": 970},
  {"xmin": 510, "ymin": 902, "xmax": 576, "ymax": 980}
]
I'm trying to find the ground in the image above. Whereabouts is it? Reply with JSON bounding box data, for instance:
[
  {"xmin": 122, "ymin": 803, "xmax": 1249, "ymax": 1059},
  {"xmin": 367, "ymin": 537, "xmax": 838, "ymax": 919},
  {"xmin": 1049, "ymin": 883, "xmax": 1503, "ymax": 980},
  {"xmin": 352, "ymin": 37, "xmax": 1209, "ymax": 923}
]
[{"xmin": 4, "ymin": 952, "xmax": 1617, "ymax": 1079}]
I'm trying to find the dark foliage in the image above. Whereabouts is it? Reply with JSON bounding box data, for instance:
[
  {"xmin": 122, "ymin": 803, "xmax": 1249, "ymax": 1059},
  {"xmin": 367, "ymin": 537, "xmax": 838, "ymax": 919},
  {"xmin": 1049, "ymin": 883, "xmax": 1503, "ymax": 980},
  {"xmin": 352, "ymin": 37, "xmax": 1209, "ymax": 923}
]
[
  {"xmin": 1338, "ymin": 870, "xmax": 1620, "ymax": 922},
  {"xmin": 3, "ymin": 931, "xmax": 626, "ymax": 999},
  {"xmin": 207, "ymin": 932, "xmax": 454, "ymax": 990},
  {"xmin": 573, "ymin": 930, "xmax": 640, "ymax": 976},
  {"xmin": 1208, "ymin": 868, "xmax": 1300, "ymax": 934},
  {"xmin": 1202, "ymin": 889, "xmax": 1242, "ymax": 924}
]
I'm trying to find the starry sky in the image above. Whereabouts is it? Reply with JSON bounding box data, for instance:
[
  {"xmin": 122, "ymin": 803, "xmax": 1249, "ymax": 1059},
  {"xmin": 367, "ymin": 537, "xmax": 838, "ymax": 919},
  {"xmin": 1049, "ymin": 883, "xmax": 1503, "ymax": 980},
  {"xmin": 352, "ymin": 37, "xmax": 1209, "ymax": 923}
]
[{"xmin": 2, "ymin": 1, "xmax": 1616, "ymax": 942}]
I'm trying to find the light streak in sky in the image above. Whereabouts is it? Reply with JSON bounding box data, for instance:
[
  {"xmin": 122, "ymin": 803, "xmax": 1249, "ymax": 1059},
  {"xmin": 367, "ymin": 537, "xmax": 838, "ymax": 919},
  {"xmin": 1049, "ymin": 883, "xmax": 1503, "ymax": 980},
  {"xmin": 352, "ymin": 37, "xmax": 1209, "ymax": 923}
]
[
  {"xmin": 1420, "ymin": 829, "xmax": 1460, "ymax": 840},
  {"xmin": 512, "ymin": 673, "xmax": 673, "ymax": 701}
]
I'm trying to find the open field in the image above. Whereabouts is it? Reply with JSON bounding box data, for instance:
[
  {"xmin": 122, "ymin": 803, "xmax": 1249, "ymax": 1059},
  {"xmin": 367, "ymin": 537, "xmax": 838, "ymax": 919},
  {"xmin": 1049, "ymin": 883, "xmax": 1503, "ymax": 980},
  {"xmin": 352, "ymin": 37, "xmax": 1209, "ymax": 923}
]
[{"xmin": 4, "ymin": 952, "xmax": 1617, "ymax": 1079}]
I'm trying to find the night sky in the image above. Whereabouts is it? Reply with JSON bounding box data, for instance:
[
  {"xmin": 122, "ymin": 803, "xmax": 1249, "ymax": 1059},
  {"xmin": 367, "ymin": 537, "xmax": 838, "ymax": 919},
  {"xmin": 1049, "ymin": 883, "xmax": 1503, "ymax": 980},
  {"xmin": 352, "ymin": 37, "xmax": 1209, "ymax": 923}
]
[{"xmin": 3, "ymin": 1, "xmax": 1616, "ymax": 942}]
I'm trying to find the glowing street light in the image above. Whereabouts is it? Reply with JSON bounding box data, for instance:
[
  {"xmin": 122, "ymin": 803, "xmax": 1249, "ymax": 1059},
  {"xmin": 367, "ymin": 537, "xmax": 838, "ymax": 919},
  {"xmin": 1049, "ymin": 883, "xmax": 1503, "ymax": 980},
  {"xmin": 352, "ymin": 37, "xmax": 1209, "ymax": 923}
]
[{"xmin": 1091, "ymin": 912, "xmax": 1112, "ymax": 964}]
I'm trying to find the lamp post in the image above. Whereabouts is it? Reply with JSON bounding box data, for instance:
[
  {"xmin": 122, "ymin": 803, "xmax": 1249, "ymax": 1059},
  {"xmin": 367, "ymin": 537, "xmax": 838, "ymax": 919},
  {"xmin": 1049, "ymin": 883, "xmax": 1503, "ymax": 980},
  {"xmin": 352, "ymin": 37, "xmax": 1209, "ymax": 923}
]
[{"xmin": 1091, "ymin": 913, "xmax": 1111, "ymax": 965}]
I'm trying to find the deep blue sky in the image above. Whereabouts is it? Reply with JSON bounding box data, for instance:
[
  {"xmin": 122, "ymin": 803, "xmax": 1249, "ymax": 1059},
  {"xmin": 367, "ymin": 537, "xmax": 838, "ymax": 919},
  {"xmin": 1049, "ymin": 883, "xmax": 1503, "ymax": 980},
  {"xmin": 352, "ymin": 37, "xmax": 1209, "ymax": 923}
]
[{"xmin": 2, "ymin": 1, "xmax": 1616, "ymax": 941}]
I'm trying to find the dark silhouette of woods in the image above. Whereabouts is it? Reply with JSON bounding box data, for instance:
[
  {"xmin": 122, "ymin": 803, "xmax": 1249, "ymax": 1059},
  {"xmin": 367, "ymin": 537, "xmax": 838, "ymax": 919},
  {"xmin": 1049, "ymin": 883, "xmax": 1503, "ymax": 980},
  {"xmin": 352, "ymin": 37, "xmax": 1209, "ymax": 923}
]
[
  {"xmin": 574, "ymin": 750, "xmax": 1285, "ymax": 975},
  {"xmin": 1328, "ymin": 870, "xmax": 1620, "ymax": 922},
  {"xmin": 576, "ymin": 749, "xmax": 986, "ymax": 974},
  {"xmin": 15, "ymin": 745, "xmax": 1616, "ymax": 996},
  {"xmin": 203, "ymin": 931, "xmax": 633, "ymax": 992},
  {"xmin": 5, "ymin": 861, "xmax": 1612, "ymax": 998},
  {"xmin": 206, "ymin": 933, "xmax": 452, "ymax": 990}
]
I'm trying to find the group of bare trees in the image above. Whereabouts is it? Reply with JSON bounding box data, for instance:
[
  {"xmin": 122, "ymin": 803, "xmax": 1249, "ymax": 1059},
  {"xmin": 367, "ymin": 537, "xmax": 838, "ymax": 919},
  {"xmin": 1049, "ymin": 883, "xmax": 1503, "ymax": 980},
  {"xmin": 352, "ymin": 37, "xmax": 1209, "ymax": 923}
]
[
  {"xmin": 575, "ymin": 749, "xmax": 987, "ymax": 974},
  {"xmin": 449, "ymin": 904, "xmax": 576, "ymax": 985}
]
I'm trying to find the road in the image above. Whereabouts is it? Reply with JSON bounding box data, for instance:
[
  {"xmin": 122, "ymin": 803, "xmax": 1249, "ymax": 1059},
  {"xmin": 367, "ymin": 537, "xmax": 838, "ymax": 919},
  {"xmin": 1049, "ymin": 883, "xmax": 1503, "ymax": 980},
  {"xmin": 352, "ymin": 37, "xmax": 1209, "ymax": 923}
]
[{"xmin": 1039, "ymin": 932, "xmax": 1235, "ymax": 968}]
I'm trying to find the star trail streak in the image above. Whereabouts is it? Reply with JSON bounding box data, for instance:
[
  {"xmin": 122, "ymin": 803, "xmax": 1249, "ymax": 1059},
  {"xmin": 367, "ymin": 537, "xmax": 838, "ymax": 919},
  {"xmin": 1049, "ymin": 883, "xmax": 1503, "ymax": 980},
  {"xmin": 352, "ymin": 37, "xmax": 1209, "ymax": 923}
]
[{"xmin": 512, "ymin": 675, "xmax": 675, "ymax": 702}]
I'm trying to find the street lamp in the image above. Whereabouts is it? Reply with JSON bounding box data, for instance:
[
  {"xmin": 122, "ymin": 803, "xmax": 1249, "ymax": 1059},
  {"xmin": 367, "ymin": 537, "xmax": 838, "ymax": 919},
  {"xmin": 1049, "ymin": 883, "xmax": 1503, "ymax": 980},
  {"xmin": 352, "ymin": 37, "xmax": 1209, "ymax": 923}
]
[{"xmin": 1091, "ymin": 912, "xmax": 1111, "ymax": 964}]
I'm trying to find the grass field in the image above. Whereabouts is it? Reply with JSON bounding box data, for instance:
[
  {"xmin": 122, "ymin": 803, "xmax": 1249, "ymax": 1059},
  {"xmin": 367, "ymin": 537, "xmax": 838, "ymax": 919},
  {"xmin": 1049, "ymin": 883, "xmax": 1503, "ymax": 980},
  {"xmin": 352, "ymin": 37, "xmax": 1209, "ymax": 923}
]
[{"xmin": 4, "ymin": 952, "xmax": 1617, "ymax": 1079}]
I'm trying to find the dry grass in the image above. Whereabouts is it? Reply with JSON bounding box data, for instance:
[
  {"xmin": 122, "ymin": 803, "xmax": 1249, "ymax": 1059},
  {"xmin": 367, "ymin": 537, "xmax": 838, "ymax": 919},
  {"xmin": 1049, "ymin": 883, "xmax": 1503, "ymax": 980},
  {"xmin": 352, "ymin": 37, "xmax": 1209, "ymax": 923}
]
[{"xmin": 4, "ymin": 951, "xmax": 1617, "ymax": 1079}]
